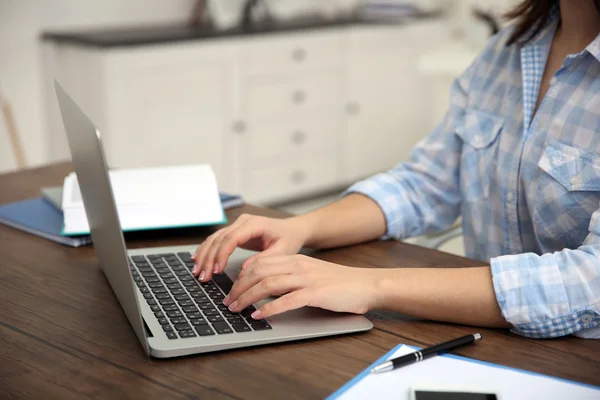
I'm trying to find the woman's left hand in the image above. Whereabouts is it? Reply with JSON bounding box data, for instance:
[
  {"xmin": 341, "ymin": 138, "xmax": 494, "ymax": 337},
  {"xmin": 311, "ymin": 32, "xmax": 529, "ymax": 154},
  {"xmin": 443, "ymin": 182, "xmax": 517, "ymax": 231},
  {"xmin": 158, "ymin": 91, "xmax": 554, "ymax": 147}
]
[{"xmin": 222, "ymin": 255, "xmax": 383, "ymax": 319}]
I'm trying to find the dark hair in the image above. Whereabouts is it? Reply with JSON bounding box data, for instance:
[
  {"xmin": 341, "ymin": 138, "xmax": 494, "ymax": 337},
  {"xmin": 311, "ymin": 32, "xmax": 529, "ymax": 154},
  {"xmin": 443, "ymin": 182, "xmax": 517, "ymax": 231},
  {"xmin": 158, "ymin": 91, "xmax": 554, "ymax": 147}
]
[
  {"xmin": 505, "ymin": 0, "xmax": 600, "ymax": 46},
  {"xmin": 504, "ymin": 0, "xmax": 558, "ymax": 46}
]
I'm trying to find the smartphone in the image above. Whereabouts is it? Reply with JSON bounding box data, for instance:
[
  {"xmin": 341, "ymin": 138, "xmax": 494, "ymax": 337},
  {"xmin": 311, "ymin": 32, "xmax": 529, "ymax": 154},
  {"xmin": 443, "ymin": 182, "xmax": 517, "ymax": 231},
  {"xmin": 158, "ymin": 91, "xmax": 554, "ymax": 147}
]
[{"xmin": 409, "ymin": 385, "xmax": 499, "ymax": 400}]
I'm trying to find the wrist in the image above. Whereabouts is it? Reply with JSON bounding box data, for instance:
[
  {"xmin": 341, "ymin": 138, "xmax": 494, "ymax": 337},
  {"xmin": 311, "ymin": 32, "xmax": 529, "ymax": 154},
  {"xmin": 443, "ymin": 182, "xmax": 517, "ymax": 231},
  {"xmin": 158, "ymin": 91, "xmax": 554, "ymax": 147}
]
[
  {"xmin": 368, "ymin": 268, "xmax": 406, "ymax": 311},
  {"xmin": 288, "ymin": 214, "xmax": 318, "ymax": 248}
]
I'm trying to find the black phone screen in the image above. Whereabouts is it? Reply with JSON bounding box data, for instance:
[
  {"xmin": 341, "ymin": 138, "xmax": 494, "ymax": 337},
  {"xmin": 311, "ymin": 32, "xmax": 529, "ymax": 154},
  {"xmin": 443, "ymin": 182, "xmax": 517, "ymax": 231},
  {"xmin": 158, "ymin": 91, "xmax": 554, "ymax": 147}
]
[{"xmin": 414, "ymin": 390, "xmax": 498, "ymax": 400}]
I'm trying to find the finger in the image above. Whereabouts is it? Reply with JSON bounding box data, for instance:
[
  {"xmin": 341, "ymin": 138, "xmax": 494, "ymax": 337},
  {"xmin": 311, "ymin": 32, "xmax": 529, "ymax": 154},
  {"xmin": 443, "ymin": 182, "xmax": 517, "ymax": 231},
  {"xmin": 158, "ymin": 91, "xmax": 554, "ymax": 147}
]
[
  {"xmin": 213, "ymin": 222, "xmax": 267, "ymax": 274},
  {"xmin": 198, "ymin": 229, "xmax": 229, "ymax": 282},
  {"xmin": 225, "ymin": 257, "xmax": 296, "ymax": 305},
  {"xmin": 193, "ymin": 232, "xmax": 220, "ymax": 277},
  {"xmin": 241, "ymin": 245, "xmax": 284, "ymax": 270},
  {"xmin": 228, "ymin": 275, "xmax": 305, "ymax": 313},
  {"xmin": 251, "ymin": 290, "xmax": 311, "ymax": 319}
]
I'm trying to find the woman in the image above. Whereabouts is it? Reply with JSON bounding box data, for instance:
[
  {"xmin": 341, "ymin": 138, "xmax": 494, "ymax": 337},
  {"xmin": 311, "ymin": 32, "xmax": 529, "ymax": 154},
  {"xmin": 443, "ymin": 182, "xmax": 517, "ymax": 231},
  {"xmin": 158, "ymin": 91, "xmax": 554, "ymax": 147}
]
[{"xmin": 192, "ymin": 0, "xmax": 600, "ymax": 339}]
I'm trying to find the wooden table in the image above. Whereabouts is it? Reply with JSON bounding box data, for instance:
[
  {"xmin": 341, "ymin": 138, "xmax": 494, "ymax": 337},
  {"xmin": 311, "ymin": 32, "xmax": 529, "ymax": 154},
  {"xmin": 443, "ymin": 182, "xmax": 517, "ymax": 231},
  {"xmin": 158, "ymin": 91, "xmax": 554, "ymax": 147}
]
[{"xmin": 1, "ymin": 163, "xmax": 599, "ymax": 399}]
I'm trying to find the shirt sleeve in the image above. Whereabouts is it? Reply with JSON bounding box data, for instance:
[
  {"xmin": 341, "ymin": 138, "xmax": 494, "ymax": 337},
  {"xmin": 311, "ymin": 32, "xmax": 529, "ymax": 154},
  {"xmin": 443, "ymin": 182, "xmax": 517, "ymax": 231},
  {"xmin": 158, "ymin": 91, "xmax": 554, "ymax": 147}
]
[
  {"xmin": 342, "ymin": 67, "xmax": 473, "ymax": 239},
  {"xmin": 491, "ymin": 207, "xmax": 600, "ymax": 339}
]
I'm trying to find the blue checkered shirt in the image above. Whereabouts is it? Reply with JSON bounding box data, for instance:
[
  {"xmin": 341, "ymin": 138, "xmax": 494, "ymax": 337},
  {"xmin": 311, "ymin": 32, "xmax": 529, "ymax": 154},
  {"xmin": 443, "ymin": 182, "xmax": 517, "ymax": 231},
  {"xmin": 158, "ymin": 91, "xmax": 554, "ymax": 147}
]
[{"xmin": 345, "ymin": 16, "xmax": 600, "ymax": 339}]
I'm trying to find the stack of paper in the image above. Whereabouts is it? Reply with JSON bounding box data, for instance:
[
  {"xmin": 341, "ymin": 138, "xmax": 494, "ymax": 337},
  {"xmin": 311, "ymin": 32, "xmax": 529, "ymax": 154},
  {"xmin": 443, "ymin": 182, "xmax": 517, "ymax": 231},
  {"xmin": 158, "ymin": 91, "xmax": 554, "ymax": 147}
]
[{"xmin": 61, "ymin": 164, "xmax": 226, "ymax": 236}]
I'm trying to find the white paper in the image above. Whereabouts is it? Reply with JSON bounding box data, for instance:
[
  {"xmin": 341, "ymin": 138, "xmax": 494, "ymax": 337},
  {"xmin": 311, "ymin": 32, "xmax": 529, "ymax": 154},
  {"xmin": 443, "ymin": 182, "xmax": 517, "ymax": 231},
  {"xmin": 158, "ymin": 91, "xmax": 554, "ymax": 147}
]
[
  {"xmin": 332, "ymin": 345, "xmax": 600, "ymax": 400},
  {"xmin": 62, "ymin": 164, "xmax": 224, "ymax": 234}
]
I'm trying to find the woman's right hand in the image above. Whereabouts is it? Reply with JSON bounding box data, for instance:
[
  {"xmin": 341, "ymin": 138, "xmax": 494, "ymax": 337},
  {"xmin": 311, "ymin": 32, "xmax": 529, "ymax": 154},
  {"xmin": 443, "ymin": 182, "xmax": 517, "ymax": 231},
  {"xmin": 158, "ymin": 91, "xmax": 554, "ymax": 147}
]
[{"xmin": 191, "ymin": 214, "xmax": 311, "ymax": 282}]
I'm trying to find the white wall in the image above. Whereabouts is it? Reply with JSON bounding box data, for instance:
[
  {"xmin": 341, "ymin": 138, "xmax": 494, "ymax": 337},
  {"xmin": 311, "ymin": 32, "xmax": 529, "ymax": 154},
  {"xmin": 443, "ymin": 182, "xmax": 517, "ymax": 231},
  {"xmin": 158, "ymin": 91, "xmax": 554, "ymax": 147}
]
[{"xmin": 0, "ymin": 0, "xmax": 197, "ymax": 173}]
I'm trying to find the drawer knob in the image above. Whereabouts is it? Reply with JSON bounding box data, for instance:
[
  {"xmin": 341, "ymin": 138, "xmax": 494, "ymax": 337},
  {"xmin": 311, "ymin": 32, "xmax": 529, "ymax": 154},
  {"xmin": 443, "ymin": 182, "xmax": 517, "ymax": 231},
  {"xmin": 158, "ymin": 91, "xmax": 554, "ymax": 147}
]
[
  {"xmin": 292, "ymin": 48, "xmax": 306, "ymax": 62},
  {"xmin": 347, "ymin": 102, "xmax": 360, "ymax": 115},
  {"xmin": 290, "ymin": 170, "xmax": 306, "ymax": 184},
  {"xmin": 291, "ymin": 131, "xmax": 306, "ymax": 145},
  {"xmin": 233, "ymin": 120, "xmax": 246, "ymax": 134},
  {"xmin": 292, "ymin": 90, "xmax": 306, "ymax": 104}
]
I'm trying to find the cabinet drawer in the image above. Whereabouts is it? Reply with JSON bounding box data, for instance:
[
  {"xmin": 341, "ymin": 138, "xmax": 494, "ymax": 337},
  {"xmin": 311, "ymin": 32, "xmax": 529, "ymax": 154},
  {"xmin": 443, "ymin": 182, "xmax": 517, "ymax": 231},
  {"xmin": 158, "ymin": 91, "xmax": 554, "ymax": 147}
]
[
  {"xmin": 243, "ymin": 31, "xmax": 342, "ymax": 76},
  {"xmin": 246, "ymin": 73, "xmax": 341, "ymax": 120},
  {"xmin": 244, "ymin": 156, "xmax": 338, "ymax": 203},
  {"xmin": 249, "ymin": 114, "xmax": 339, "ymax": 161}
]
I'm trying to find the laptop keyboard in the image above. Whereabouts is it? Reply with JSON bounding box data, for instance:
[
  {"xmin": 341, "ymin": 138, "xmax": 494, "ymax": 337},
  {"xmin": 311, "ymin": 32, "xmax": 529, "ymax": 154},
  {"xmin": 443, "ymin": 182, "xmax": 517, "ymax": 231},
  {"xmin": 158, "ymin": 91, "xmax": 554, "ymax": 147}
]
[{"xmin": 129, "ymin": 252, "xmax": 272, "ymax": 340}]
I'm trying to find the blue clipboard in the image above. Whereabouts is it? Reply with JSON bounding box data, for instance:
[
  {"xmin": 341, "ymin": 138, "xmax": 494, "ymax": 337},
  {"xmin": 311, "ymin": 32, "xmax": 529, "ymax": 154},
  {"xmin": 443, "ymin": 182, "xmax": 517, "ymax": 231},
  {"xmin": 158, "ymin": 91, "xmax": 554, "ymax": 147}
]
[{"xmin": 327, "ymin": 343, "xmax": 600, "ymax": 399}]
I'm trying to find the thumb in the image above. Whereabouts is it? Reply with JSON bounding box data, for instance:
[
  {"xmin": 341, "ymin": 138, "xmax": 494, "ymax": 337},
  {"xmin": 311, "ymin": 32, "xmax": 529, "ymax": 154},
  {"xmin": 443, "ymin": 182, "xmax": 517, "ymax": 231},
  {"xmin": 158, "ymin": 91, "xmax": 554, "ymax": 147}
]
[{"xmin": 242, "ymin": 244, "xmax": 286, "ymax": 269}]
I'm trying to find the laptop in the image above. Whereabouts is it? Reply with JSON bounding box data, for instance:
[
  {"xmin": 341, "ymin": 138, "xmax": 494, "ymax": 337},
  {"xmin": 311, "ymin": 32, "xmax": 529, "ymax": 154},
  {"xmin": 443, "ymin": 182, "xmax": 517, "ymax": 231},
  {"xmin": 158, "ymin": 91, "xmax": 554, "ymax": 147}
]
[{"xmin": 53, "ymin": 80, "xmax": 373, "ymax": 358}]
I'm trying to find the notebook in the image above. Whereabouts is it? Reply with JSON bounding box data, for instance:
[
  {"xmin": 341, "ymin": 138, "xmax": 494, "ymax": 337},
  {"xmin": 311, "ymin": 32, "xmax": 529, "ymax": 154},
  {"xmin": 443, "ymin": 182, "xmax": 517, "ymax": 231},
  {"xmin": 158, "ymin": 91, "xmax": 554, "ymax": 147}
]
[
  {"xmin": 60, "ymin": 164, "xmax": 226, "ymax": 236},
  {"xmin": 0, "ymin": 198, "xmax": 91, "ymax": 247},
  {"xmin": 328, "ymin": 344, "xmax": 600, "ymax": 400},
  {"xmin": 41, "ymin": 187, "xmax": 244, "ymax": 214}
]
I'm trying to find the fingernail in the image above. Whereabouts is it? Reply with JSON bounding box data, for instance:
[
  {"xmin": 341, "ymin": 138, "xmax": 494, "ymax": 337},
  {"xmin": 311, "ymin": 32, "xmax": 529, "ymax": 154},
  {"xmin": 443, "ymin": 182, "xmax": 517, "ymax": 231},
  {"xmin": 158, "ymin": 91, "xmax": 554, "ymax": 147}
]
[
  {"xmin": 213, "ymin": 262, "xmax": 219, "ymax": 274},
  {"xmin": 251, "ymin": 310, "xmax": 262, "ymax": 319},
  {"xmin": 192, "ymin": 264, "xmax": 198, "ymax": 274},
  {"xmin": 223, "ymin": 295, "xmax": 230, "ymax": 306},
  {"xmin": 228, "ymin": 301, "xmax": 238, "ymax": 311},
  {"xmin": 199, "ymin": 270, "xmax": 206, "ymax": 281}
]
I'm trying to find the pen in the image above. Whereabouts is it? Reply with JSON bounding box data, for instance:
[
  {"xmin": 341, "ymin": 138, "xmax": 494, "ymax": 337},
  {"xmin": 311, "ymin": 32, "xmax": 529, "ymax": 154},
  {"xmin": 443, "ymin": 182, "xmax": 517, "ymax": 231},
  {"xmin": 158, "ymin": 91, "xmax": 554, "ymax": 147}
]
[{"xmin": 370, "ymin": 333, "xmax": 482, "ymax": 374}]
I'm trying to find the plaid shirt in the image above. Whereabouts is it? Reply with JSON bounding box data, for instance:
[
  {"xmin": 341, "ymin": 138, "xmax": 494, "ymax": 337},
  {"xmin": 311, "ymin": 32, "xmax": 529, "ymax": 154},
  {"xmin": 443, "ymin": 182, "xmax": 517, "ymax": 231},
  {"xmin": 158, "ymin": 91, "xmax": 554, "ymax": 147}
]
[{"xmin": 345, "ymin": 13, "xmax": 600, "ymax": 339}]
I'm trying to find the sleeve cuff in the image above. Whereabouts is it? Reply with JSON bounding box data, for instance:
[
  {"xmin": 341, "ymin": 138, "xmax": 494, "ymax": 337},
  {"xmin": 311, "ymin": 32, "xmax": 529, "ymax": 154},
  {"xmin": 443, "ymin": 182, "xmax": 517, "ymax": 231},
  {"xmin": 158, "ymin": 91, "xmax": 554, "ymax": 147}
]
[
  {"xmin": 342, "ymin": 174, "xmax": 418, "ymax": 240},
  {"xmin": 490, "ymin": 253, "xmax": 600, "ymax": 338}
]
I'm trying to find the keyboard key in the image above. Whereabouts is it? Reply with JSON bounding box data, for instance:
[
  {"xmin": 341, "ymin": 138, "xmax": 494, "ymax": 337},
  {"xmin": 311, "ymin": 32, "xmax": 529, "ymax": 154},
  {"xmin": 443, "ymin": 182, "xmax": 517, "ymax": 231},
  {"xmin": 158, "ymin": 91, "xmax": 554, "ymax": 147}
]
[
  {"xmin": 191, "ymin": 318, "xmax": 208, "ymax": 326},
  {"xmin": 170, "ymin": 316, "xmax": 187, "ymax": 324},
  {"xmin": 191, "ymin": 293, "xmax": 208, "ymax": 300},
  {"xmin": 158, "ymin": 318, "xmax": 169, "ymax": 325},
  {"xmin": 174, "ymin": 270, "xmax": 189, "ymax": 276},
  {"xmin": 147, "ymin": 299, "xmax": 157, "ymax": 305},
  {"xmin": 166, "ymin": 331, "xmax": 178, "ymax": 339},
  {"xmin": 167, "ymin": 310, "xmax": 183, "ymax": 318},
  {"xmin": 164, "ymin": 254, "xmax": 177, "ymax": 260},
  {"xmin": 171, "ymin": 288, "xmax": 185, "ymax": 295},
  {"xmin": 174, "ymin": 294, "xmax": 190, "ymax": 301},
  {"xmin": 212, "ymin": 322, "xmax": 233, "ymax": 334},
  {"xmin": 163, "ymin": 278, "xmax": 178, "ymax": 285},
  {"xmin": 178, "ymin": 299, "xmax": 194, "ymax": 307},
  {"xmin": 178, "ymin": 252, "xmax": 192, "ymax": 261},
  {"xmin": 208, "ymin": 315, "xmax": 224, "ymax": 323},
  {"xmin": 131, "ymin": 255, "xmax": 146, "ymax": 262},
  {"xmin": 134, "ymin": 276, "xmax": 143, "ymax": 283},
  {"xmin": 167, "ymin": 260, "xmax": 182, "ymax": 267},
  {"xmin": 183, "ymin": 281, "xmax": 198, "ymax": 288},
  {"xmin": 174, "ymin": 323, "xmax": 191, "ymax": 331},
  {"xmin": 182, "ymin": 306, "xmax": 198, "ymax": 313},
  {"xmin": 143, "ymin": 293, "xmax": 153, "ymax": 300},
  {"xmin": 222, "ymin": 310, "xmax": 237, "ymax": 318},
  {"xmin": 155, "ymin": 268, "xmax": 170, "ymax": 275},
  {"xmin": 187, "ymin": 286, "xmax": 202, "ymax": 293},
  {"xmin": 179, "ymin": 330, "xmax": 197, "ymax": 338},
  {"xmin": 185, "ymin": 261, "xmax": 195, "ymax": 269},
  {"xmin": 148, "ymin": 282, "xmax": 163, "ymax": 289},
  {"xmin": 167, "ymin": 283, "xmax": 182, "ymax": 290},
  {"xmin": 159, "ymin": 272, "xmax": 174, "ymax": 279},
  {"xmin": 212, "ymin": 274, "xmax": 234, "ymax": 293},
  {"xmin": 162, "ymin": 325, "xmax": 173, "ymax": 332},
  {"xmin": 241, "ymin": 306, "xmax": 256, "ymax": 317},
  {"xmin": 226, "ymin": 316, "xmax": 245, "ymax": 324},
  {"xmin": 152, "ymin": 287, "xmax": 167, "ymax": 294},
  {"xmin": 196, "ymin": 326, "xmax": 215, "ymax": 336},
  {"xmin": 163, "ymin": 304, "xmax": 179, "ymax": 312},
  {"xmin": 150, "ymin": 305, "xmax": 161, "ymax": 312},
  {"xmin": 155, "ymin": 293, "xmax": 171, "ymax": 300},
  {"xmin": 217, "ymin": 304, "xmax": 229, "ymax": 311},
  {"xmin": 199, "ymin": 303, "xmax": 216, "ymax": 311},
  {"xmin": 151, "ymin": 262, "xmax": 167, "ymax": 269},
  {"xmin": 135, "ymin": 262, "xmax": 150, "ymax": 268},
  {"xmin": 140, "ymin": 286, "xmax": 150, "ymax": 293},
  {"xmin": 203, "ymin": 309, "xmax": 220, "ymax": 317},
  {"xmin": 179, "ymin": 275, "xmax": 193, "ymax": 282},
  {"xmin": 232, "ymin": 323, "xmax": 251, "ymax": 333},
  {"xmin": 159, "ymin": 298, "xmax": 175, "ymax": 306},
  {"xmin": 154, "ymin": 311, "xmax": 165, "ymax": 319},
  {"xmin": 138, "ymin": 266, "xmax": 153, "ymax": 273},
  {"xmin": 251, "ymin": 321, "xmax": 272, "ymax": 331},
  {"xmin": 209, "ymin": 293, "xmax": 225, "ymax": 302},
  {"xmin": 145, "ymin": 277, "xmax": 160, "ymax": 283},
  {"xmin": 187, "ymin": 312, "xmax": 204, "ymax": 320}
]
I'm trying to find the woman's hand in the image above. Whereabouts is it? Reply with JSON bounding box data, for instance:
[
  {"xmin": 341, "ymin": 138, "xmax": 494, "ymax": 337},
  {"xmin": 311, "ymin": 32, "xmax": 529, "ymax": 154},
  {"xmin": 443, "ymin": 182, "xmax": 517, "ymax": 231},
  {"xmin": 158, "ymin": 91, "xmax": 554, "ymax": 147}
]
[
  {"xmin": 192, "ymin": 214, "xmax": 311, "ymax": 282},
  {"xmin": 222, "ymin": 254, "xmax": 383, "ymax": 319}
]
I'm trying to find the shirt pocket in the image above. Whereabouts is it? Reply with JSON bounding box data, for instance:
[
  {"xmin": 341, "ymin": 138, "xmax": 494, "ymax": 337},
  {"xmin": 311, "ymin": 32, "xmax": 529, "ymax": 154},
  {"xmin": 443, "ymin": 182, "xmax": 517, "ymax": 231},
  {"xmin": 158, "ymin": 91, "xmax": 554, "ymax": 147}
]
[
  {"xmin": 533, "ymin": 141, "xmax": 600, "ymax": 249},
  {"xmin": 455, "ymin": 109, "xmax": 503, "ymax": 202}
]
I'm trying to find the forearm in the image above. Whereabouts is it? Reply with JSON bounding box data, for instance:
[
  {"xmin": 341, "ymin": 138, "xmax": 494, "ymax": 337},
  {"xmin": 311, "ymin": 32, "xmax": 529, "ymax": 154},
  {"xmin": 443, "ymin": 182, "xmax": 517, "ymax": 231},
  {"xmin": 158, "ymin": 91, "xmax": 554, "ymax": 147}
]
[
  {"xmin": 373, "ymin": 266, "xmax": 511, "ymax": 328},
  {"xmin": 292, "ymin": 193, "xmax": 387, "ymax": 249}
]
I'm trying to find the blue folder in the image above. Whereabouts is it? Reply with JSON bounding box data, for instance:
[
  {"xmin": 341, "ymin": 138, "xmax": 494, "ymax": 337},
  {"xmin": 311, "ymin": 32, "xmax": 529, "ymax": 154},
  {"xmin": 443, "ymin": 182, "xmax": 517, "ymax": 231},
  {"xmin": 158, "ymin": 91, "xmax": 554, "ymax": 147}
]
[{"xmin": 0, "ymin": 197, "xmax": 91, "ymax": 247}]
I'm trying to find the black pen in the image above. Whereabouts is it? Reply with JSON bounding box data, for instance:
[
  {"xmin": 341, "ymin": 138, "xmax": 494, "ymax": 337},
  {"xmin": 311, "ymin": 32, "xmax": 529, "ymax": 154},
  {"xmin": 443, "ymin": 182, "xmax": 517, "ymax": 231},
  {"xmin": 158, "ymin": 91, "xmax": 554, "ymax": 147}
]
[{"xmin": 370, "ymin": 333, "xmax": 482, "ymax": 374}]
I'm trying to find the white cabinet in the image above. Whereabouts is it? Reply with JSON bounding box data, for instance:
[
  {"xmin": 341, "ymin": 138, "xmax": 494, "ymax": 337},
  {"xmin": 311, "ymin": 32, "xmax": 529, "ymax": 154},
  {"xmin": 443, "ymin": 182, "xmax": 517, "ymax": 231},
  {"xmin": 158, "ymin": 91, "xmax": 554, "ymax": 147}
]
[
  {"xmin": 342, "ymin": 22, "xmax": 443, "ymax": 182},
  {"xmin": 43, "ymin": 19, "xmax": 445, "ymax": 205}
]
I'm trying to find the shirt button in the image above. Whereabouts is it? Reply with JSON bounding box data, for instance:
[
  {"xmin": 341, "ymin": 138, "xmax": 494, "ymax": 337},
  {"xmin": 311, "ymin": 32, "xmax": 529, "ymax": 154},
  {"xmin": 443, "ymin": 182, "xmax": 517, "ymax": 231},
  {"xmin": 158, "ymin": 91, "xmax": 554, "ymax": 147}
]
[
  {"xmin": 506, "ymin": 192, "xmax": 514, "ymax": 201},
  {"xmin": 549, "ymin": 76, "xmax": 557, "ymax": 86},
  {"xmin": 580, "ymin": 313, "xmax": 594, "ymax": 325}
]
